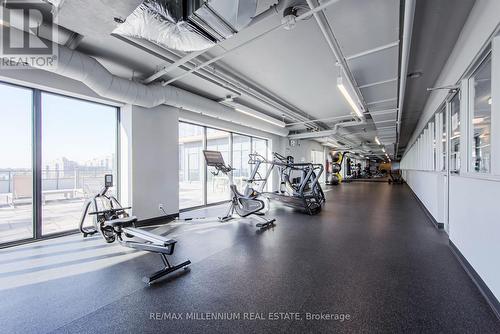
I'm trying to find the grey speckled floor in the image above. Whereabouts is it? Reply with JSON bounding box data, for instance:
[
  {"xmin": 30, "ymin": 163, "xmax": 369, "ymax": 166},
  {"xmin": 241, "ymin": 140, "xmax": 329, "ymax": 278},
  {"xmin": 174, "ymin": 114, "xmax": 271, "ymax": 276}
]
[{"xmin": 0, "ymin": 182, "xmax": 499, "ymax": 334}]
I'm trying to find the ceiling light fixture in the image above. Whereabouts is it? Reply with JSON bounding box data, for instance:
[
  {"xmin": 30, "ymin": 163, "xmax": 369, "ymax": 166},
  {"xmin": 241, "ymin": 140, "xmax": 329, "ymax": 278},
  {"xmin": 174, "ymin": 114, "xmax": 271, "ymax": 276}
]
[
  {"xmin": 488, "ymin": 97, "xmax": 492, "ymax": 105},
  {"xmin": 337, "ymin": 76, "xmax": 363, "ymax": 118},
  {"xmin": 375, "ymin": 137, "xmax": 381, "ymax": 145},
  {"xmin": 235, "ymin": 108, "xmax": 286, "ymax": 128}
]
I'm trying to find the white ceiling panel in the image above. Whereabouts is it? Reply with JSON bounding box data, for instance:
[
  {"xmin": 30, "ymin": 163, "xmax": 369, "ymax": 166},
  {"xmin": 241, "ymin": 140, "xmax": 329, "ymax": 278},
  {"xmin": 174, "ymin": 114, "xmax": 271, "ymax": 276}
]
[
  {"xmin": 324, "ymin": 0, "xmax": 400, "ymax": 56},
  {"xmin": 359, "ymin": 80, "xmax": 398, "ymax": 104},
  {"xmin": 371, "ymin": 110, "xmax": 397, "ymax": 124},
  {"xmin": 347, "ymin": 46, "xmax": 399, "ymax": 87}
]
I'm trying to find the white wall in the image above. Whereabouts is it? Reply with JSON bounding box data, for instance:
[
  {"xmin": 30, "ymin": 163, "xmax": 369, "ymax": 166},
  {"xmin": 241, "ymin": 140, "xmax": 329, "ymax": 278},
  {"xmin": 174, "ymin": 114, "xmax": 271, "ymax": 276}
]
[
  {"xmin": 403, "ymin": 170, "xmax": 444, "ymax": 225},
  {"xmin": 402, "ymin": 0, "xmax": 500, "ymax": 303},
  {"xmin": 282, "ymin": 139, "xmax": 324, "ymax": 163},
  {"xmin": 448, "ymin": 176, "xmax": 500, "ymax": 299},
  {"xmin": 121, "ymin": 104, "xmax": 180, "ymax": 220}
]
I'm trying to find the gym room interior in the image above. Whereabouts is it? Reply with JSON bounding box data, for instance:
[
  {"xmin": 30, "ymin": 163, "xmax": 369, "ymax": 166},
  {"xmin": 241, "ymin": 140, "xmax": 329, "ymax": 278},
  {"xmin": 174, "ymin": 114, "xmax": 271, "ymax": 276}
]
[{"xmin": 0, "ymin": 0, "xmax": 499, "ymax": 333}]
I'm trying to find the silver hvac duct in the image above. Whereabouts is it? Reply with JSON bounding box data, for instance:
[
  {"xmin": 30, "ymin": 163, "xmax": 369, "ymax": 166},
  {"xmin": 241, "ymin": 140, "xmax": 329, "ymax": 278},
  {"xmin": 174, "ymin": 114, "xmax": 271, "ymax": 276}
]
[{"xmin": 113, "ymin": 0, "xmax": 258, "ymax": 52}]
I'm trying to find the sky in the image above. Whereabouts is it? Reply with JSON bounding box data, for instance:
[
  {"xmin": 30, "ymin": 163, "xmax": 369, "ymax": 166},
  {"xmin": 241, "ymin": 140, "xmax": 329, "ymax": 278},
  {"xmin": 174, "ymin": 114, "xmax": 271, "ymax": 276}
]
[{"xmin": 0, "ymin": 83, "xmax": 116, "ymax": 169}]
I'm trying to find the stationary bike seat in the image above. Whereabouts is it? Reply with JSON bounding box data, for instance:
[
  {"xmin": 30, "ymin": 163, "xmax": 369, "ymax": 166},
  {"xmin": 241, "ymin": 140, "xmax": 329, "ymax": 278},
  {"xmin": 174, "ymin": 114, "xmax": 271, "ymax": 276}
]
[{"xmin": 104, "ymin": 216, "xmax": 137, "ymax": 228}]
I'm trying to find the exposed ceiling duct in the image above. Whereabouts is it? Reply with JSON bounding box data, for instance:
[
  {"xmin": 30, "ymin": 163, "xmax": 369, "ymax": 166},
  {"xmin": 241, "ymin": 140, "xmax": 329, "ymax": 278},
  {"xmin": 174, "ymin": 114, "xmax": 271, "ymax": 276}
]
[
  {"xmin": 288, "ymin": 119, "xmax": 366, "ymax": 140},
  {"xmin": 1, "ymin": 23, "xmax": 287, "ymax": 136},
  {"xmin": 113, "ymin": 0, "xmax": 257, "ymax": 52},
  {"xmin": 44, "ymin": 43, "xmax": 288, "ymax": 136}
]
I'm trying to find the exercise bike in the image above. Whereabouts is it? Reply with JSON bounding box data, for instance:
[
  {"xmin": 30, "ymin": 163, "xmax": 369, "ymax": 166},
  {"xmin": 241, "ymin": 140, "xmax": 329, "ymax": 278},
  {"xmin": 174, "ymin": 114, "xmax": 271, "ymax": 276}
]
[
  {"xmin": 79, "ymin": 174, "xmax": 191, "ymax": 284},
  {"xmin": 203, "ymin": 150, "xmax": 276, "ymax": 229}
]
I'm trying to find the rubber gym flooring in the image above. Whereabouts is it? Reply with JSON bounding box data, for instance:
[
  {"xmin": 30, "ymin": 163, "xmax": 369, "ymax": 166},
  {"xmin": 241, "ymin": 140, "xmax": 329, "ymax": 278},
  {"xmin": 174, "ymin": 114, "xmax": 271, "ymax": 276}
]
[{"xmin": 0, "ymin": 182, "xmax": 499, "ymax": 333}]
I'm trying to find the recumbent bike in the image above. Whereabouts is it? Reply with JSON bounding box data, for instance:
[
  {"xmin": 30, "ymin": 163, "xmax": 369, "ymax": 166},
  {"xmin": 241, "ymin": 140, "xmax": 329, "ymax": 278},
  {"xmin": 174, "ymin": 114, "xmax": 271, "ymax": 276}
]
[{"xmin": 79, "ymin": 174, "xmax": 191, "ymax": 284}]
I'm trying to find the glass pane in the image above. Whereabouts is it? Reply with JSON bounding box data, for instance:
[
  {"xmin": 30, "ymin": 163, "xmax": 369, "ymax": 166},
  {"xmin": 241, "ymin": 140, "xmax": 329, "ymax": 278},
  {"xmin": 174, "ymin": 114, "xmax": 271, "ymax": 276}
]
[
  {"xmin": 449, "ymin": 94, "xmax": 460, "ymax": 172},
  {"xmin": 470, "ymin": 57, "xmax": 491, "ymax": 173},
  {"xmin": 252, "ymin": 138, "xmax": 267, "ymax": 159},
  {"xmin": 41, "ymin": 93, "xmax": 117, "ymax": 235},
  {"xmin": 232, "ymin": 134, "xmax": 251, "ymax": 190},
  {"xmin": 432, "ymin": 119, "xmax": 436, "ymax": 171},
  {"xmin": 0, "ymin": 83, "xmax": 33, "ymax": 244},
  {"xmin": 206, "ymin": 128, "xmax": 230, "ymax": 204},
  {"xmin": 251, "ymin": 137, "xmax": 269, "ymax": 190},
  {"xmin": 442, "ymin": 110, "xmax": 446, "ymax": 171},
  {"xmin": 179, "ymin": 123, "xmax": 204, "ymax": 209}
]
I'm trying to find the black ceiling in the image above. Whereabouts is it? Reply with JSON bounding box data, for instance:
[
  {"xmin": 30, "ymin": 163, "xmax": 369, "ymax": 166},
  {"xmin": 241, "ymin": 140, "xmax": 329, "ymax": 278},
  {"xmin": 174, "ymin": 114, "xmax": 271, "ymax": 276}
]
[{"xmin": 398, "ymin": 0, "xmax": 476, "ymax": 156}]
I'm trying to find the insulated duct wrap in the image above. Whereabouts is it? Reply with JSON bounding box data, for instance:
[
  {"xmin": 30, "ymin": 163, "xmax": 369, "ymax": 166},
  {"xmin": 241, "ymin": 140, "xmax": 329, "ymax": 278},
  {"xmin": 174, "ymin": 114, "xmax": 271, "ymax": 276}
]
[
  {"xmin": 113, "ymin": 0, "xmax": 257, "ymax": 52},
  {"xmin": 113, "ymin": 0, "xmax": 214, "ymax": 52},
  {"xmin": 29, "ymin": 45, "xmax": 288, "ymax": 136}
]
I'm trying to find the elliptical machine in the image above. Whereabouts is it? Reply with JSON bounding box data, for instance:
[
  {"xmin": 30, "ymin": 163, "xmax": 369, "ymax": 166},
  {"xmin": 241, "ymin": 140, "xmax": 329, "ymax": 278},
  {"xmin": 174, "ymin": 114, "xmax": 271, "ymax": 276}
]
[
  {"xmin": 79, "ymin": 174, "xmax": 191, "ymax": 284},
  {"xmin": 203, "ymin": 150, "xmax": 275, "ymax": 229}
]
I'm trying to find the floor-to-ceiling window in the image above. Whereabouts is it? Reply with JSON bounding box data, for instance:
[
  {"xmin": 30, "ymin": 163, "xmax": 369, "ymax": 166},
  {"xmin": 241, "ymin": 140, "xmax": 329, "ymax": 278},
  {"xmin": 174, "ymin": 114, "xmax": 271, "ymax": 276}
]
[
  {"xmin": 206, "ymin": 128, "xmax": 230, "ymax": 204},
  {"xmin": 252, "ymin": 137, "xmax": 268, "ymax": 158},
  {"xmin": 0, "ymin": 82, "xmax": 119, "ymax": 246},
  {"xmin": 41, "ymin": 93, "xmax": 117, "ymax": 235},
  {"xmin": 178, "ymin": 121, "xmax": 269, "ymax": 210},
  {"xmin": 232, "ymin": 134, "xmax": 251, "ymax": 190},
  {"xmin": 0, "ymin": 83, "xmax": 33, "ymax": 244},
  {"xmin": 179, "ymin": 123, "xmax": 205, "ymax": 209},
  {"xmin": 251, "ymin": 137, "xmax": 269, "ymax": 191}
]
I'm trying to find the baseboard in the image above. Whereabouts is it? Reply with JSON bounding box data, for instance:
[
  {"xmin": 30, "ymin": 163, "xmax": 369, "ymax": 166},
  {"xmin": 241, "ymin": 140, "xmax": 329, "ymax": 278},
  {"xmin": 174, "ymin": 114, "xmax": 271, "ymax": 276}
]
[
  {"xmin": 449, "ymin": 241, "xmax": 500, "ymax": 320},
  {"xmin": 407, "ymin": 185, "xmax": 444, "ymax": 230},
  {"xmin": 136, "ymin": 213, "xmax": 179, "ymax": 227}
]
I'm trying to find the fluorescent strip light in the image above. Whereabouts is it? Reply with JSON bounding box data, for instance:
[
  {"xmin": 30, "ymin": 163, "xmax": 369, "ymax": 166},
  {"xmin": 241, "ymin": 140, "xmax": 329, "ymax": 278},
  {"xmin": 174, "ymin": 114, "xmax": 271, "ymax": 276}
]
[
  {"xmin": 375, "ymin": 137, "xmax": 381, "ymax": 145},
  {"xmin": 382, "ymin": 148, "xmax": 386, "ymax": 153},
  {"xmin": 337, "ymin": 77, "xmax": 363, "ymax": 118},
  {"xmin": 235, "ymin": 108, "xmax": 286, "ymax": 128}
]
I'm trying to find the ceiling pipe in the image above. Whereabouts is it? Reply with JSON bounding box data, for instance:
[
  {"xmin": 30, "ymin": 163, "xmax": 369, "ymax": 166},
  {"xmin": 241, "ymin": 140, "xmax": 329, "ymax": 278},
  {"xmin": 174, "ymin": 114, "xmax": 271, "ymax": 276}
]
[
  {"xmin": 117, "ymin": 36, "xmax": 314, "ymax": 125},
  {"xmin": 143, "ymin": 48, "xmax": 210, "ymax": 84},
  {"xmin": 142, "ymin": 0, "xmax": 294, "ymax": 85},
  {"xmin": 161, "ymin": 0, "xmax": 342, "ymax": 87},
  {"xmin": 305, "ymin": 0, "xmax": 367, "ymax": 116},
  {"xmin": 7, "ymin": 32, "xmax": 289, "ymax": 136},
  {"xmin": 295, "ymin": 0, "xmax": 370, "ymax": 147},
  {"xmin": 395, "ymin": 0, "xmax": 416, "ymax": 156},
  {"xmin": 288, "ymin": 119, "xmax": 364, "ymax": 140},
  {"xmin": 286, "ymin": 114, "xmax": 353, "ymax": 127}
]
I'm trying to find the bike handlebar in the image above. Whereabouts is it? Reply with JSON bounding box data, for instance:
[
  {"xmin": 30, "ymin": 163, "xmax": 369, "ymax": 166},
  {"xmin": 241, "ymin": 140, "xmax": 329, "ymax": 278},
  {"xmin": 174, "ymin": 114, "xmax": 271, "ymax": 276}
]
[{"xmin": 89, "ymin": 207, "xmax": 132, "ymax": 215}]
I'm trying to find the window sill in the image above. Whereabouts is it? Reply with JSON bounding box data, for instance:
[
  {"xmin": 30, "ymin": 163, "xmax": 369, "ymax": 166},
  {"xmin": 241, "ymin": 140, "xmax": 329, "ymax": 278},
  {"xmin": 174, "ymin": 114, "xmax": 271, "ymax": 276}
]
[{"xmin": 451, "ymin": 172, "xmax": 500, "ymax": 183}]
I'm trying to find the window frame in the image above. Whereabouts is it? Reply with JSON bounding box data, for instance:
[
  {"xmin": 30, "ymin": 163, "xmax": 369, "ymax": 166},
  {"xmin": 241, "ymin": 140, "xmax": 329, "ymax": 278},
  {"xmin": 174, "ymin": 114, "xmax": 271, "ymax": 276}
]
[
  {"xmin": 0, "ymin": 80, "xmax": 120, "ymax": 248},
  {"xmin": 178, "ymin": 120, "xmax": 270, "ymax": 211},
  {"xmin": 466, "ymin": 52, "xmax": 492, "ymax": 174}
]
